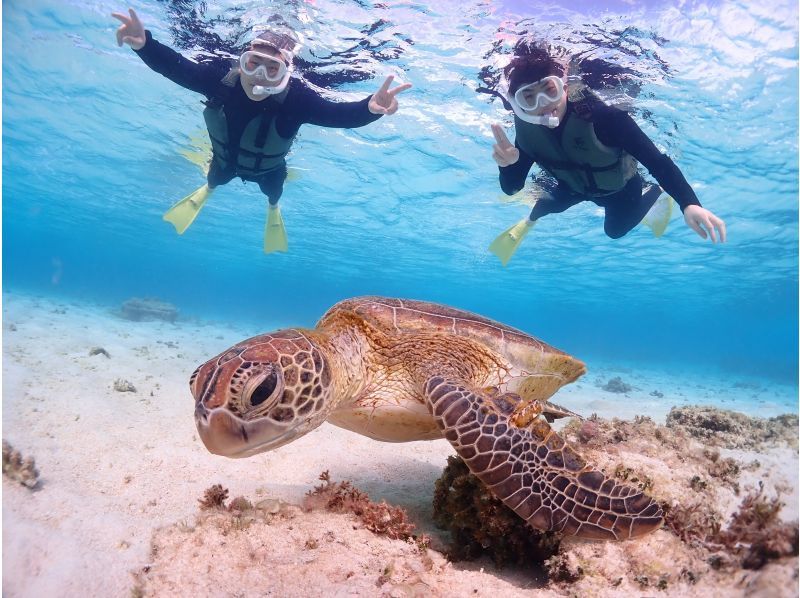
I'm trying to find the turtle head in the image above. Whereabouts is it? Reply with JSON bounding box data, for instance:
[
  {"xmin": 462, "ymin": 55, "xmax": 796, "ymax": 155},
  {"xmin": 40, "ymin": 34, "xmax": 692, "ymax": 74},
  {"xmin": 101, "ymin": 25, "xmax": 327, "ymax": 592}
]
[{"xmin": 190, "ymin": 329, "xmax": 334, "ymax": 458}]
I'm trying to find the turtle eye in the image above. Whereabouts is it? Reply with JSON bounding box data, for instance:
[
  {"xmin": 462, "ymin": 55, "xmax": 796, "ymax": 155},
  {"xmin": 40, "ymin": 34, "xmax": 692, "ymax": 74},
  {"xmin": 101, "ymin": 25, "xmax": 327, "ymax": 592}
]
[{"xmin": 249, "ymin": 370, "xmax": 278, "ymax": 407}]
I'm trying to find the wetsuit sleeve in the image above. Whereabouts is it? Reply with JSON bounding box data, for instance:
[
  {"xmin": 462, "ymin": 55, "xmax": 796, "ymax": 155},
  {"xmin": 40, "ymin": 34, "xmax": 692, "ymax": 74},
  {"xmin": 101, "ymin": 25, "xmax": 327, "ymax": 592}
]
[
  {"xmin": 498, "ymin": 144, "xmax": 536, "ymax": 195},
  {"xmin": 278, "ymin": 84, "xmax": 382, "ymax": 136},
  {"xmin": 133, "ymin": 30, "xmax": 225, "ymax": 97},
  {"xmin": 593, "ymin": 107, "xmax": 701, "ymax": 211}
]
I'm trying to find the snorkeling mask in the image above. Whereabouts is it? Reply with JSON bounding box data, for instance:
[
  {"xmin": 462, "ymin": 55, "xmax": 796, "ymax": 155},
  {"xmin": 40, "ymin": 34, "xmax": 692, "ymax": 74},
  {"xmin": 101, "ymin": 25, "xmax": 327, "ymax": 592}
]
[
  {"xmin": 240, "ymin": 27, "xmax": 302, "ymax": 97},
  {"xmin": 240, "ymin": 49, "xmax": 293, "ymax": 96},
  {"xmin": 507, "ymin": 75, "xmax": 565, "ymax": 127},
  {"xmin": 240, "ymin": 50, "xmax": 290, "ymax": 81}
]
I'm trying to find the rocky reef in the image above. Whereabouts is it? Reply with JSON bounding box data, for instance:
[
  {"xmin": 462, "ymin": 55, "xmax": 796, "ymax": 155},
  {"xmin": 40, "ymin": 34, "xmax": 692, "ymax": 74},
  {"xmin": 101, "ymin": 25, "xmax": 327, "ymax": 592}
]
[
  {"xmin": 431, "ymin": 405, "xmax": 798, "ymax": 594},
  {"xmin": 131, "ymin": 406, "xmax": 797, "ymax": 597}
]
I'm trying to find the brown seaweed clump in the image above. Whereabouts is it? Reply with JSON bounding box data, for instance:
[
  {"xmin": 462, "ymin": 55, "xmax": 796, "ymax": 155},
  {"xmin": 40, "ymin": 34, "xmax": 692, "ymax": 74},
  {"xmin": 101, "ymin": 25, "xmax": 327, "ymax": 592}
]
[
  {"xmin": 432, "ymin": 455, "xmax": 561, "ymax": 568},
  {"xmin": 716, "ymin": 483, "xmax": 798, "ymax": 570},
  {"xmin": 198, "ymin": 484, "xmax": 229, "ymax": 510},
  {"xmin": 719, "ymin": 484, "xmax": 799, "ymax": 569},
  {"xmin": 666, "ymin": 483, "xmax": 798, "ymax": 570},
  {"xmin": 2, "ymin": 440, "xmax": 40, "ymax": 489},
  {"xmin": 666, "ymin": 406, "xmax": 798, "ymax": 450},
  {"xmin": 303, "ymin": 471, "xmax": 417, "ymax": 541}
]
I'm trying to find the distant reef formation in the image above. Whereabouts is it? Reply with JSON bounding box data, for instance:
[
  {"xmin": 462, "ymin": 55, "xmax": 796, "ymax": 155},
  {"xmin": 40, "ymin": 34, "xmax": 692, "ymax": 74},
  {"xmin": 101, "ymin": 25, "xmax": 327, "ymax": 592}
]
[
  {"xmin": 665, "ymin": 406, "xmax": 798, "ymax": 450},
  {"xmin": 117, "ymin": 298, "xmax": 178, "ymax": 323}
]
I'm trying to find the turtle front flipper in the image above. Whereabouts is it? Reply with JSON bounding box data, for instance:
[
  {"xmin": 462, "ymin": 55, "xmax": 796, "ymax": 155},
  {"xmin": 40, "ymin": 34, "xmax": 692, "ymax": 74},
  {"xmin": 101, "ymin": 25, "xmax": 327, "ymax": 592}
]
[{"xmin": 424, "ymin": 376, "xmax": 663, "ymax": 540}]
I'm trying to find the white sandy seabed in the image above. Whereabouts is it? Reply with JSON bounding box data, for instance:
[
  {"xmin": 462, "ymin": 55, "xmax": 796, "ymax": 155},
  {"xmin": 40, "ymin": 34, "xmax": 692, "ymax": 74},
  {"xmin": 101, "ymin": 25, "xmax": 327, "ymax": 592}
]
[{"xmin": 2, "ymin": 291, "xmax": 798, "ymax": 597}]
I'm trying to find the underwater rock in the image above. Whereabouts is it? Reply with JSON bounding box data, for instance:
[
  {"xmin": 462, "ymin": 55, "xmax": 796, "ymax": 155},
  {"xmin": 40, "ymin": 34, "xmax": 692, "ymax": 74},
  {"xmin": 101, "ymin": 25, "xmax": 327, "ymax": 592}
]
[
  {"xmin": 135, "ymin": 489, "xmax": 461, "ymax": 598},
  {"xmin": 430, "ymin": 409, "xmax": 797, "ymax": 588},
  {"xmin": 650, "ymin": 389, "xmax": 664, "ymax": 398},
  {"xmin": 113, "ymin": 378, "xmax": 136, "ymax": 393},
  {"xmin": 601, "ymin": 376, "xmax": 632, "ymax": 393},
  {"xmin": 2, "ymin": 441, "xmax": 40, "ymax": 489},
  {"xmin": 89, "ymin": 346, "xmax": 110, "ymax": 358},
  {"xmin": 118, "ymin": 297, "xmax": 178, "ymax": 323},
  {"xmin": 666, "ymin": 406, "xmax": 799, "ymax": 450},
  {"xmin": 432, "ymin": 455, "xmax": 561, "ymax": 568}
]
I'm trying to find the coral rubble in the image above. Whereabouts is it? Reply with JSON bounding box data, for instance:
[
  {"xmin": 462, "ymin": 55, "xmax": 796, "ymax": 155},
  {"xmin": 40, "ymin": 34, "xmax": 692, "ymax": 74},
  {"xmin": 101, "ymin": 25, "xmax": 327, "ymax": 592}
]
[
  {"xmin": 113, "ymin": 378, "xmax": 137, "ymax": 393},
  {"xmin": 2, "ymin": 440, "xmax": 40, "ymax": 489}
]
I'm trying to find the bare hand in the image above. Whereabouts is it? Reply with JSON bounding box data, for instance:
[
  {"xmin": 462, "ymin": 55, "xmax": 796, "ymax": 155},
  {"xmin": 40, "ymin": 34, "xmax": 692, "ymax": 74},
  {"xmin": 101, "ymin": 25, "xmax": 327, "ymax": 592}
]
[
  {"xmin": 491, "ymin": 124, "xmax": 520, "ymax": 167},
  {"xmin": 112, "ymin": 8, "xmax": 146, "ymax": 51},
  {"xmin": 368, "ymin": 75, "xmax": 412, "ymax": 115},
  {"xmin": 683, "ymin": 205, "xmax": 727, "ymax": 243}
]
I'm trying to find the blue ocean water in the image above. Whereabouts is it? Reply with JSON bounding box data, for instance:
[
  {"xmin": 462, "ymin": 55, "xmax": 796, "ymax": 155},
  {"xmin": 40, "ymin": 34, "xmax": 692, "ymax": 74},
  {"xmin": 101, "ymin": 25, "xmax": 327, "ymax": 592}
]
[{"xmin": 3, "ymin": 0, "xmax": 798, "ymax": 388}]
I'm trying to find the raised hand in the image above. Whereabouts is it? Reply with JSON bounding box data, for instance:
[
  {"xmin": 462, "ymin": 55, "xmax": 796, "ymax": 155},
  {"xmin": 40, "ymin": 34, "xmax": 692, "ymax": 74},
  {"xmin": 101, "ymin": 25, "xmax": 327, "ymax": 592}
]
[
  {"xmin": 683, "ymin": 205, "xmax": 727, "ymax": 243},
  {"xmin": 491, "ymin": 124, "xmax": 520, "ymax": 167},
  {"xmin": 368, "ymin": 75, "xmax": 412, "ymax": 115},
  {"xmin": 112, "ymin": 8, "xmax": 146, "ymax": 51}
]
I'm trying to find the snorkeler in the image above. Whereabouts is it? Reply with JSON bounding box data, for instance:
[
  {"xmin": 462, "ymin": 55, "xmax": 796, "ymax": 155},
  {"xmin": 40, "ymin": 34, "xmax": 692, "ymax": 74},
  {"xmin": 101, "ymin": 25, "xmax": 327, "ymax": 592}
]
[
  {"xmin": 488, "ymin": 48, "xmax": 726, "ymax": 265},
  {"xmin": 112, "ymin": 8, "xmax": 411, "ymax": 253}
]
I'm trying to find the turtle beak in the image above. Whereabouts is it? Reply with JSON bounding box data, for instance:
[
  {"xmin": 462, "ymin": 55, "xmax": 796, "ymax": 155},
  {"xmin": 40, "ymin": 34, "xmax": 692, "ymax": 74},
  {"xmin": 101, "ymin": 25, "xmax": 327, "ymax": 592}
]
[
  {"xmin": 195, "ymin": 404, "xmax": 250, "ymax": 457},
  {"xmin": 194, "ymin": 403, "xmax": 301, "ymax": 458}
]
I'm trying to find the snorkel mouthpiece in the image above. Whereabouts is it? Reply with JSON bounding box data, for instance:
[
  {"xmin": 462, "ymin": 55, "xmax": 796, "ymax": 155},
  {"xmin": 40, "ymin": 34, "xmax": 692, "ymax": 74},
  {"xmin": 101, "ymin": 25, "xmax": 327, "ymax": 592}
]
[{"xmin": 526, "ymin": 115, "xmax": 559, "ymax": 127}]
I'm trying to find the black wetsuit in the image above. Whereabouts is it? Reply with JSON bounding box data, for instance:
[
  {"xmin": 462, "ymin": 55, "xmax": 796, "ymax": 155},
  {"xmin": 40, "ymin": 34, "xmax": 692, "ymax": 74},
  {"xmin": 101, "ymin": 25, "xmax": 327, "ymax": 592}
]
[
  {"xmin": 134, "ymin": 31, "xmax": 381, "ymax": 204},
  {"xmin": 499, "ymin": 101, "xmax": 701, "ymax": 238}
]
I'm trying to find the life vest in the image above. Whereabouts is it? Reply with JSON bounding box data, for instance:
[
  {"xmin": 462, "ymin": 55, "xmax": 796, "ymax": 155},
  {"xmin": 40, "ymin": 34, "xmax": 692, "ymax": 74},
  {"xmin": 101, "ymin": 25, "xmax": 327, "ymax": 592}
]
[
  {"xmin": 203, "ymin": 67, "xmax": 295, "ymax": 178},
  {"xmin": 513, "ymin": 89, "xmax": 638, "ymax": 196}
]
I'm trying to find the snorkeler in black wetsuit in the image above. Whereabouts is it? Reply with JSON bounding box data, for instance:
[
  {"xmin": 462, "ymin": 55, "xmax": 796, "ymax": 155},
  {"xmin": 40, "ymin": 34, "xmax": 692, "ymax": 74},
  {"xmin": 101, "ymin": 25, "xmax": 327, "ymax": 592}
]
[
  {"xmin": 488, "ymin": 49, "xmax": 726, "ymax": 265},
  {"xmin": 112, "ymin": 8, "xmax": 411, "ymax": 253}
]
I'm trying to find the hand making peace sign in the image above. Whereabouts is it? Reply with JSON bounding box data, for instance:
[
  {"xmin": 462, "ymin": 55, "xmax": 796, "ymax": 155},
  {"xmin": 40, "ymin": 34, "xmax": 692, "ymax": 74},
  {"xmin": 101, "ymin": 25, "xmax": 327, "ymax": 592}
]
[
  {"xmin": 491, "ymin": 123, "xmax": 520, "ymax": 167},
  {"xmin": 368, "ymin": 75, "xmax": 412, "ymax": 115},
  {"xmin": 112, "ymin": 8, "xmax": 147, "ymax": 51}
]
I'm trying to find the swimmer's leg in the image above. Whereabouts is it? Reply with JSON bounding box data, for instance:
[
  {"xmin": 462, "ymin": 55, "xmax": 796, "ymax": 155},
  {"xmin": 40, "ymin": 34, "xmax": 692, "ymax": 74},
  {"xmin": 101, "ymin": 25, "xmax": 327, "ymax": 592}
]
[{"xmin": 602, "ymin": 175, "xmax": 663, "ymax": 239}]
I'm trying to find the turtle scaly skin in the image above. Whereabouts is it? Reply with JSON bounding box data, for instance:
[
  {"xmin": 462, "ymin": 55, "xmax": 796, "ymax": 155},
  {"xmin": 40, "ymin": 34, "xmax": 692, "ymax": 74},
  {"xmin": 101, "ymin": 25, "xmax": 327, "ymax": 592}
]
[{"xmin": 190, "ymin": 296, "xmax": 663, "ymax": 540}]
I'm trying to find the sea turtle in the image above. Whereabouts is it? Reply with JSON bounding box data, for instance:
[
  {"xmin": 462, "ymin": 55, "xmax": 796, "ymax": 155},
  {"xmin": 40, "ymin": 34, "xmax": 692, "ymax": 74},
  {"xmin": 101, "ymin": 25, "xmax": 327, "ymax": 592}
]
[{"xmin": 190, "ymin": 296, "xmax": 663, "ymax": 540}]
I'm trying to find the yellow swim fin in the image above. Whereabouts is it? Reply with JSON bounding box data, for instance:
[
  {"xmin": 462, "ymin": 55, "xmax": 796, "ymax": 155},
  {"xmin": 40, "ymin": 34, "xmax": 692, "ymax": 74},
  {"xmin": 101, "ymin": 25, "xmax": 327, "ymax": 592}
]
[
  {"xmin": 641, "ymin": 192, "xmax": 674, "ymax": 238},
  {"xmin": 179, "ymin": 132, "xmax": 213, "ymax": 176},
  {"xmin": 264, "ymin": 205, "xmax": 288, "ymax": 254},
  {"xmin": 489, "ymin": 217, "xmax": 534, "ymax": 266},
  {"xmin": 180, "ymin": 149, "xmax": 211, "ymax": 176},
  {"xmin": 286, "ymin": 167, "xmax": 305, "ymax": 183},
  {"xmin": 163, "ymin": 184, "xmax": 213, "ymax": 234}
]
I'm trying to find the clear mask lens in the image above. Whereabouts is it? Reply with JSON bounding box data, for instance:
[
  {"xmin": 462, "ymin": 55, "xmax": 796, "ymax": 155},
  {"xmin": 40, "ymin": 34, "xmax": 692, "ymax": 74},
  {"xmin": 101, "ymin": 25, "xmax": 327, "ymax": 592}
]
[
  {"xmin": 239, "ymin": 51, "xmax": 288, "ymax": 82},
  {"xmin": 514, "ymin": 76, "xmax": 565, "ymax": 112}
]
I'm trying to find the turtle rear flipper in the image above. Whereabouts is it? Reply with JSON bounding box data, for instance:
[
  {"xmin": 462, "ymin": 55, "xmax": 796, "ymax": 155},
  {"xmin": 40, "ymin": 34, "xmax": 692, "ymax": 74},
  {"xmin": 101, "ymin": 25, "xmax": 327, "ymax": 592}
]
[{"xmin": 424, "ymin": 376, "xmax": 663, "ymax": 540}]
